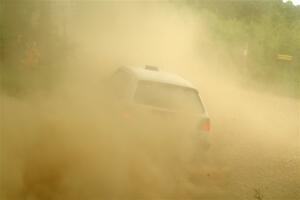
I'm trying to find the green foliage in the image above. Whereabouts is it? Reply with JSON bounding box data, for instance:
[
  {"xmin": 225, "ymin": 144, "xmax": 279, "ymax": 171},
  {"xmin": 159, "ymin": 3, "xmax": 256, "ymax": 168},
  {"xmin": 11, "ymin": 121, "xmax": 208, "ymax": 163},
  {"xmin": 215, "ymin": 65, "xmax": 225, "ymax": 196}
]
[
  {"xmin": 0, "ymin": 0, "xmax": 70, "ymax": 96},
  {"xmin": 187, "ymin": 0, "xmax": 300, "ymax": 97}
]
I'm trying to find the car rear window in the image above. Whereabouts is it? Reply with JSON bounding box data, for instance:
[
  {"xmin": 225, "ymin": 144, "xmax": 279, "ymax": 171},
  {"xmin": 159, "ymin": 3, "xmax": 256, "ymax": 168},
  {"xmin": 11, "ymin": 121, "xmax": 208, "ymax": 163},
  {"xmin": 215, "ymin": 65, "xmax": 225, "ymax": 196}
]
[{"xmin": 134, "ymin": 81, "xmax": 205, "ymax": 113}]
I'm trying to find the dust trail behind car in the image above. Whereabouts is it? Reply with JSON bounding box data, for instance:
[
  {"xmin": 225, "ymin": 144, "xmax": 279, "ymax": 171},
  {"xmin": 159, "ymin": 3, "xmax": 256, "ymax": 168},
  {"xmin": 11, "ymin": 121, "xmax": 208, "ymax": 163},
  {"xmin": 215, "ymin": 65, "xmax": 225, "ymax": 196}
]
[{"xmin": 1, "ymin": 1, "xmax": 299, "ymax": 200}]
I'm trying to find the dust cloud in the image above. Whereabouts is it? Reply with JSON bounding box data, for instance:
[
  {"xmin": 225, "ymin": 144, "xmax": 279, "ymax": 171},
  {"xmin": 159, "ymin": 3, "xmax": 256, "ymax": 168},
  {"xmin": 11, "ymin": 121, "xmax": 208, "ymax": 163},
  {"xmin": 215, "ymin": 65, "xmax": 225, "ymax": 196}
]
[{"xmin": 1, "ymin": 1, "xmax": 299, "ymax": 200}]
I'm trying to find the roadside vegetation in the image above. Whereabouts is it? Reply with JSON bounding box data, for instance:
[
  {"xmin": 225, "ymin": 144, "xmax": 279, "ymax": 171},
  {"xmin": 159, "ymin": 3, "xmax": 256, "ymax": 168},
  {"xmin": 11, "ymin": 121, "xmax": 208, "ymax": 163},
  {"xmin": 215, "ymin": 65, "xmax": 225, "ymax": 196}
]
[
  {"xmin": 0, "ymin": 0, "xmax": 71, "ymax": 96},
  {"xmin": 1, "ymin": 0, "xmax": 299, "ymax": 97},
  {"xmin": 183, "ymin": 0, "xmax": 300, "ymax": 98}
]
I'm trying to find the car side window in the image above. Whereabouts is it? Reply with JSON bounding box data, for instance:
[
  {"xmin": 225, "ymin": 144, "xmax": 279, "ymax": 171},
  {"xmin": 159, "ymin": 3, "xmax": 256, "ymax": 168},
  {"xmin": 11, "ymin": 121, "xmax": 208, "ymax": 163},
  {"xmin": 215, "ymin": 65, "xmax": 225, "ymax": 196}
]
[{"xmin": 110, "ymin": 70, "xmax": 132, "ymax": 100}]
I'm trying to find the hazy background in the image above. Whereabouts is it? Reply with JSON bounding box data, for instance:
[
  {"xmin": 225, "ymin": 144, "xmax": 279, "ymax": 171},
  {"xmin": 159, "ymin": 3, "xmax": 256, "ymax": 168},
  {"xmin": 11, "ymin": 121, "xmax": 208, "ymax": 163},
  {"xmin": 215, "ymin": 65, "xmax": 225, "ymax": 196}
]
[{"xmin": 0, "ymin": 1, "xmax": 299, "ymax": 200}]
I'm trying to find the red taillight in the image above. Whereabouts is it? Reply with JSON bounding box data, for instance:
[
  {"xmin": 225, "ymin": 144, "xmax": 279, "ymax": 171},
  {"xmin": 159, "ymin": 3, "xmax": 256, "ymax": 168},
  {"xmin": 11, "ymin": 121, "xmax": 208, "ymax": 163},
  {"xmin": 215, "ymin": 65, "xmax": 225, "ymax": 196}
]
[
  {"xmin": 122, "ymin": 112, "xmax": 131, "ymax": 119},
  {"xmin": 202, "ymin": 120, "xmax": 210, "ymax": 132}
]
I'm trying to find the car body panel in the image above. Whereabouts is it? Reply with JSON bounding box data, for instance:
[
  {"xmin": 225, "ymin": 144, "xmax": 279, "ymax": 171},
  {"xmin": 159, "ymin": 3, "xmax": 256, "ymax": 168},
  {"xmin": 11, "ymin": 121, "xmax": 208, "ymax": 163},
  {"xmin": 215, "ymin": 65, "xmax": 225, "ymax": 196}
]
[{"xmin": 108, "ymin": 66, "xmax": 211, "ymax": 159}]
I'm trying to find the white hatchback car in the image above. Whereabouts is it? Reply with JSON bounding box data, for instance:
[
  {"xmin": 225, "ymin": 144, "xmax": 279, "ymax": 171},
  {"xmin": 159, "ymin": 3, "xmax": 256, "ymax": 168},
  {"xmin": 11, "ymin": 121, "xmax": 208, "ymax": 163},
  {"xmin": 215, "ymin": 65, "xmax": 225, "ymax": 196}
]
[{"xmin": 108, "ymin": 65, "xmax": 210, "ymax": 151}]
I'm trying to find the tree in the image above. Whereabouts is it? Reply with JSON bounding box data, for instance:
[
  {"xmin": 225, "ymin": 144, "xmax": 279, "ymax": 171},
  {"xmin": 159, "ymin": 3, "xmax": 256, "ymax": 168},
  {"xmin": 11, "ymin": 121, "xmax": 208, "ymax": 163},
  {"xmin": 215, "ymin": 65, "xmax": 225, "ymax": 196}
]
[
  {"xmin": 0, "ymin": 0, "xmax": 71, "ymax": 95},
  {"xmin": 186, "ymin": 0, "xmax": 300, "ymax": 97}
]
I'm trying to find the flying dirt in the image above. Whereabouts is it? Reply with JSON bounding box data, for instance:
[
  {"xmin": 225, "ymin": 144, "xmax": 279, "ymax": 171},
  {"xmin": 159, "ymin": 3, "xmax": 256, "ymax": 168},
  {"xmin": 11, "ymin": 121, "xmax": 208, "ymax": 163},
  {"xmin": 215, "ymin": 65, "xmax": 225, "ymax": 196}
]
[{"xmin": 0, "ymin": 1, "xmax": 299, "ymax": 200}]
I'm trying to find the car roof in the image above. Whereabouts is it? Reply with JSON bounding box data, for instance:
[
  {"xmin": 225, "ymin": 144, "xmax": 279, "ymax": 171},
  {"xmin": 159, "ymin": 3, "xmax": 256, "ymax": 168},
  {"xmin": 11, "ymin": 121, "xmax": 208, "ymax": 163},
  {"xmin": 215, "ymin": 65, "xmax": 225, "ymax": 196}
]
[{"xmin": 120, "ymin": 66, "xmax": 196, "ymax": 89}]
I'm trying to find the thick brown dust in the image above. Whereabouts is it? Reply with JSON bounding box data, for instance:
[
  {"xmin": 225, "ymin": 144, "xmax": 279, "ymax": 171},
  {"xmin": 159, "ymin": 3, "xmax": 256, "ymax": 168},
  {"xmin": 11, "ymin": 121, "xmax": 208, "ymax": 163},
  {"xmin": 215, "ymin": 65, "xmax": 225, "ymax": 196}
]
[{"xmin": 1, "ymin": 2, "xmax": 299, "ymax": 200}]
